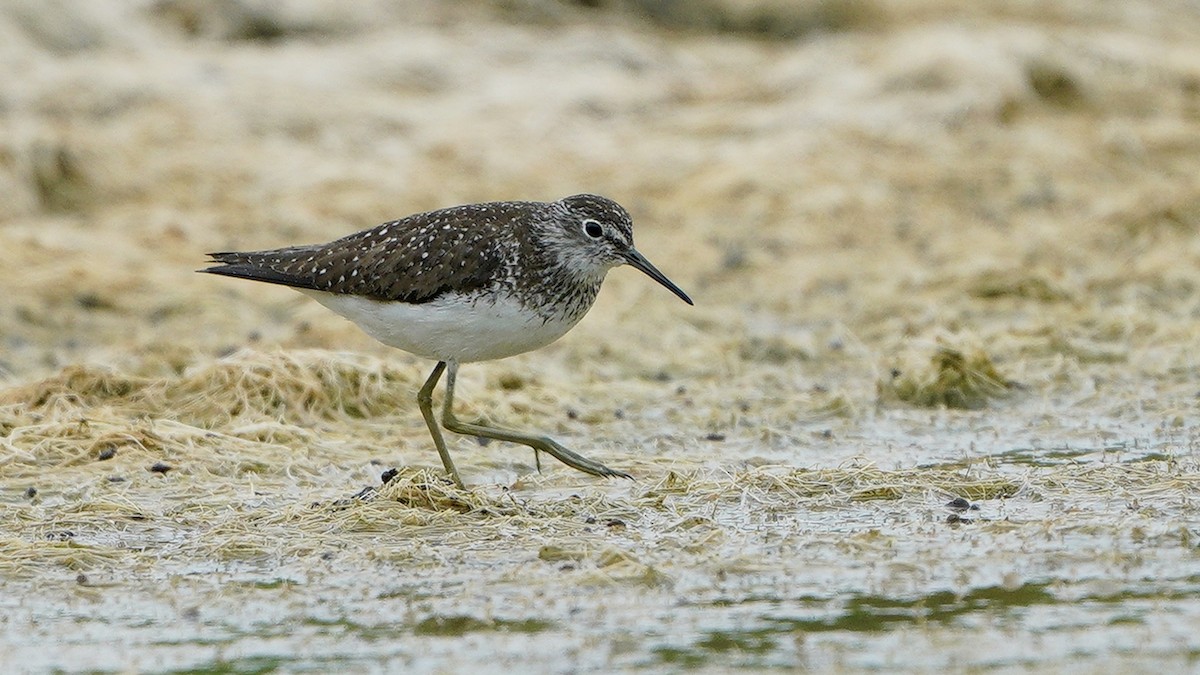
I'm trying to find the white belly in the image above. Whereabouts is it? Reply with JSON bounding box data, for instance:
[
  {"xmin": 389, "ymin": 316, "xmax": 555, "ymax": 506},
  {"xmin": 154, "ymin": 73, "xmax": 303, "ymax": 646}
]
[{"xmin": 300, "ymin": 290, "xmax": 587, "ymax": 363}]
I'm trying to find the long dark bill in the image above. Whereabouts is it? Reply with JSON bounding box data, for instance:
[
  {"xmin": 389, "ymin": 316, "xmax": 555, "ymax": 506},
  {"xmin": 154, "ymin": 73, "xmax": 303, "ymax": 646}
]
[{"xmin": 624, "ymin": 249, "xmax": 694, "ymax": 306}]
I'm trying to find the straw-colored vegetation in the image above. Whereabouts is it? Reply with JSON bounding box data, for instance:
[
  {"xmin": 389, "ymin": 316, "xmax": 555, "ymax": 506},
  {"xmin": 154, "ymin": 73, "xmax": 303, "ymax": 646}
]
[{"xmin": 878, "ymin": 342, "xmax": 1016, "ymax": 409}]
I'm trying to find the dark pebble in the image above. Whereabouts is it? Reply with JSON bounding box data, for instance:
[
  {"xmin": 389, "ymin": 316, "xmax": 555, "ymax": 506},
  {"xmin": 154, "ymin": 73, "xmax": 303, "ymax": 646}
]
[
  {"xmin": 946, "ymin": 497, "xmax": 973, "ymax": 511},
  {"xmin": 149, "ymin": 462, "xmax": 172, "ymax": 473}
]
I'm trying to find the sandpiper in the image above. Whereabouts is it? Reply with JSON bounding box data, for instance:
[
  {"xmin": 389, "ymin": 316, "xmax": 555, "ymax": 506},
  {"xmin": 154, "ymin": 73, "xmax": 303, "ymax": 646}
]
[{"xmin": 201, "ymin": 194, "xmax": 692, "ymax": 487}]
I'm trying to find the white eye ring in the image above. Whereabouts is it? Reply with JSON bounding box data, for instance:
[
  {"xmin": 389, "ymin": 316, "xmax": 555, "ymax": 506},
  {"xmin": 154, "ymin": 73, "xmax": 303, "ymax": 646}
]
[{"xmin": 582, "ymin": 219, "xmax": 604, "ymax": 238}]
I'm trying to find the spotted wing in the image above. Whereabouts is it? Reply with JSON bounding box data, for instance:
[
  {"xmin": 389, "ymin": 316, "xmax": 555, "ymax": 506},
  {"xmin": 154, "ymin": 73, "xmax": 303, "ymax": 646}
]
[{"xmin": 201, "ymin": 202, "xmax": 533, "ymax": 304}]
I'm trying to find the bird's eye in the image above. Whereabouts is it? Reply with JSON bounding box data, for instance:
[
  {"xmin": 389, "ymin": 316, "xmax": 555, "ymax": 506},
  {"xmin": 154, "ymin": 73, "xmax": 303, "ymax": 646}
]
[{"xmin": 583, "ymin": 220, "xmax": 603, "ymax": 238}]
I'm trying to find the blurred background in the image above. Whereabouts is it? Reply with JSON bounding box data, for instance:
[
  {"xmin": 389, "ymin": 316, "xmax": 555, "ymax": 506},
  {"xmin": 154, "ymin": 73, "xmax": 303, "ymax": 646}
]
[
  {"xmin": 2, "ymin": 0, "xmax": 1200, "ymax": 671},
  {"xmin": 3, "ymin": 0, "xmax": 1195, "ymax": 383}
]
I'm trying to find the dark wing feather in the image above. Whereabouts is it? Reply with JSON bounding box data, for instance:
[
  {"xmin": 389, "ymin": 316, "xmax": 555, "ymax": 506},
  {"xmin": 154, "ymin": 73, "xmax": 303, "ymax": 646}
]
[
  {"xmin": 202, "ymin": 246, "xmax": 325, "ymax": 289},
  {"xmin": 200, "ymin": 202, "xmax": 533, "ymax": 304}
]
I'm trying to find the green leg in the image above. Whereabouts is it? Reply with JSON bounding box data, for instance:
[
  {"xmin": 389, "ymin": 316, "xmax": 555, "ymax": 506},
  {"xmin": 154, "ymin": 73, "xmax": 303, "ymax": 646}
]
[
  {"xmin": 440, "ymin": 362, "xmax": 632, "ymax": 480},
  {"xmin": 416, "ymin": 361, "xmax": 464, "ymax": 489}
]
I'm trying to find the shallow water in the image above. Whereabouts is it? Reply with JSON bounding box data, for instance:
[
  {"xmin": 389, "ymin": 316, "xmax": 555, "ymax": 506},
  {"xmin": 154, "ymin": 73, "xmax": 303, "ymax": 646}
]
[{"xmin": 4, "ymin": 388, "xmax": 1199, "ymax": 672}]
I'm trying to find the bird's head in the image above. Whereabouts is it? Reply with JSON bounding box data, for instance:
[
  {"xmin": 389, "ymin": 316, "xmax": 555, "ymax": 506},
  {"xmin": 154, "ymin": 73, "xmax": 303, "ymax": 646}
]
[{"xmin": 545, "ymin": 194, "xmax": 693, "ymax": 305}]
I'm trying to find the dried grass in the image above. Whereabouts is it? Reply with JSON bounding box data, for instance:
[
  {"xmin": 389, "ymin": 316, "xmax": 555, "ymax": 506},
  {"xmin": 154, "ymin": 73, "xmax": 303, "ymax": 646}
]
[{"xmin": 879, "ymin": 343, "xmax": 1017, "ymax": 410}]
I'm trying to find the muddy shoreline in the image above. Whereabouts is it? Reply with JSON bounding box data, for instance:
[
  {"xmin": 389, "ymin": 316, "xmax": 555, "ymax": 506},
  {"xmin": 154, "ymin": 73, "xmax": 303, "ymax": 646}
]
[{"xmin": 3, "ymin": 1, "xmax": 1200, "ymax": 671}]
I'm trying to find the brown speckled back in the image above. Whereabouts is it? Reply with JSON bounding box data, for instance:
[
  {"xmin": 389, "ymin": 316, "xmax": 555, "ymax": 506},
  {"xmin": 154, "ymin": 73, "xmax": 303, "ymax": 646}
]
[{"xmin": 203, "ymin": 201, "xmax": 542, "ymax": 304}]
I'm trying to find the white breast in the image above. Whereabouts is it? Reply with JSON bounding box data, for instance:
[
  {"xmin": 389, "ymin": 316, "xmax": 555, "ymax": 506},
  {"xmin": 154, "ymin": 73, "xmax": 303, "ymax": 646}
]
[{"xmin": 299, "ymin": 289, "xmax": 588, "ymax": 363}]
